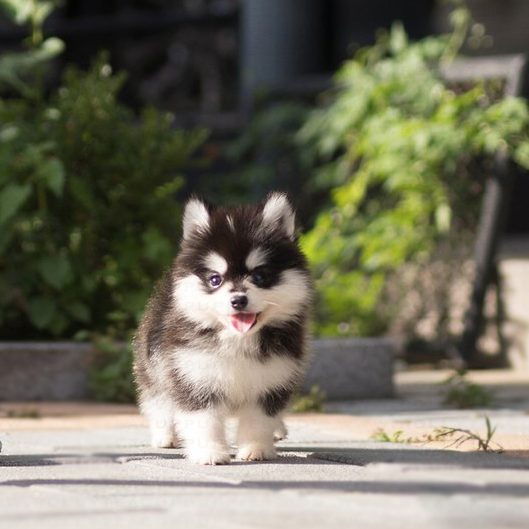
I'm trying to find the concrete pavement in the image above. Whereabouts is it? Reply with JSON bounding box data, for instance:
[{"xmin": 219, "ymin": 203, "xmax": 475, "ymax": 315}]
[{"xmin": 1, "ymin": 369, "xmax": 529, "ymax": 529}]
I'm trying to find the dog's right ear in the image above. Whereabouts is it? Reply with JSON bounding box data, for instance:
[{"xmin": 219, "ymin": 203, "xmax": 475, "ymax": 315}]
[{"xmin": 182, "ymin": 197, "xmax": 210, "ymax": 240}]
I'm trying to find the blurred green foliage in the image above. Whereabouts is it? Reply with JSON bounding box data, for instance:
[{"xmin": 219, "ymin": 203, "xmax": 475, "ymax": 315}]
[
  {"xmin": 0, "ymin": 57, "xmax": 206, "ymax": 338},
  {"xmin": 0, "ymin": 0, "xmax": 64, "ymax": 97},
  {"xmin": 89, "ymin": 334, "xmax": 136, "ymax": 403},
  {"xmin": 300, "ymin": 10, "xmax": 529, "ymax": 337},
  {"xmin": 441, "ymin": 370, "xmax": 494, "ymax": 409},
  {"xmin": 291, "ymin": 385, "xmax": 326, "ymax": 413},
  {"xmin": 0, "ymin": 55, "xmax": 206, "ymax": 338},
  {"xmin": 197, "ymin": 102, "xmax": 312, "ymax": 208}
]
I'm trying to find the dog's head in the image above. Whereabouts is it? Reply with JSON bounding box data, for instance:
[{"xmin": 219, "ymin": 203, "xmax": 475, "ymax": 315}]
[{"xmin": 173, "ymin": 193, "xmax": 311, "ymax": 336}]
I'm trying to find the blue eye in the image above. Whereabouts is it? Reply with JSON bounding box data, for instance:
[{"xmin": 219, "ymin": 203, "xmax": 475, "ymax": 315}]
[{"xmin": 208, "ymin": 273, "xmax": 223, "ymax": 288}]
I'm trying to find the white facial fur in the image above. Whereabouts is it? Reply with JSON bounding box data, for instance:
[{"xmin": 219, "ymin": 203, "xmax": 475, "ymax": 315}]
[
  {"xmin": 261, "ymin": 193, "xmax": 296, "ymax": 240},
  {"xmin": 247, "ymin": 269, "xmax": 311, "ymax": 325},
  {"xmin": 226, "ymin": 214, "xmax": 235, "ymax": 233},
  {"xmin": 245, "ymin": 247, "xmax": 268, "ymax": 269},
  {"xmin": 173, "ymin": 267, "xmax": 310, "ymax": 335},
  {"xmin": 183, "ymin": 198, "xmax": 210, "ymax": 240},
  {"xmin": 203, "ymin": 252, "xmax": 228, "ymax": 275}
]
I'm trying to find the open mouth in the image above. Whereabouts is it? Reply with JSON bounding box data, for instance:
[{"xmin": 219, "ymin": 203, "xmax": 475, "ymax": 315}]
[{"xmin": 229, "ymin": 312, "xmax": 259, "ymax": 334}]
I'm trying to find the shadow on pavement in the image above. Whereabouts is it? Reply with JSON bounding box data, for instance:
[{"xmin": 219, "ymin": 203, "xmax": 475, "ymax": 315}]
[
  {"xmin": 305, "ymin": 447, "xmax": 529, "ymax": 469},
  {"xmin": 1, "ymin": 446, "xmax": 528, "ymax": 470},
  {"xmin": 2, "ymin": 477, "xmax": 529, "ymax": 497}
]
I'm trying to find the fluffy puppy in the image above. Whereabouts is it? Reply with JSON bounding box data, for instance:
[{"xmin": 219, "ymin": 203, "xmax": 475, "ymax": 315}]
[{"xmin": 133, "ymin": 192, "xmax": 312, "ymax": 464}]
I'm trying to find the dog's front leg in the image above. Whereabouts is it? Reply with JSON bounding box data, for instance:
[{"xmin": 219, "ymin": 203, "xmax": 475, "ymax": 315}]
[
  {"xmin": 176, "ymin": 408, "xmax": 230, "ymax": 465},
  {"xmin": 236, "ymin": 405, "xmax": 278, "ymax": 461}
]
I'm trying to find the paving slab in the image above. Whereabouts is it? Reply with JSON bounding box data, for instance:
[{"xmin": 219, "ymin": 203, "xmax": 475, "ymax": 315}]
[{"xmin": 1, "ymin": 369, "xmax": 529, "ymax": 529}]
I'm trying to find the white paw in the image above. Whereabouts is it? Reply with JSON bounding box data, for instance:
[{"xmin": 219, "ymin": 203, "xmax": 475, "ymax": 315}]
[
  {"xmin": 274, "ymin": 421, "xmax": 288, "ymax": 441},
  {"xmin": 237, "ymin": 444, "xmax": 277, "ymax": 461},
  {"xmin": 187, "ymin": 448, "xmax": 231, "ymax": 465},
  {"xmin": 150, "ymin": 430, "xmax": 177, "ymax": 449}
]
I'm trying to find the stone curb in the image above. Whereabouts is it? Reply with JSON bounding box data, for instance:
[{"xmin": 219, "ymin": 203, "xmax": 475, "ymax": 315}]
[
  {"xmin": 0, "ymin": 337, "xmax": 397, "ymax": 401},
  {"xmin": 0, "ymin": 342, "xmax": 95, "ymax": 401}
]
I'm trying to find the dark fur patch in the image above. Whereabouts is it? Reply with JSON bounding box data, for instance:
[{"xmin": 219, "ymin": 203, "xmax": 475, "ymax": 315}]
[
  {"xmin": 259, "ymin": 386, "xmax": 293, "ymax": 416},
  {"xmin": 258, "ymin": 318, "xmax": 308, "ymax": 361},
  {"xmin": 171, "ymin": 369, "xmax": 222, "ymax": 410}
]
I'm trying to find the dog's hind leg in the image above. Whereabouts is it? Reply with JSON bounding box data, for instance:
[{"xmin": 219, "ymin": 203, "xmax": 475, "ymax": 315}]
[
  {"xmin": 141, "ymin": 396, "xmax": 178, "ymax": 448},
  {"xmin": 273, "ymin": 415, "xmax": 288, "ymax": 441}
]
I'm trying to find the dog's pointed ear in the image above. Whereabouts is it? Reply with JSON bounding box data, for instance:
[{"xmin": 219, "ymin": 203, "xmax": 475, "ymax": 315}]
[
  {"xmin": 182, "ymin": 197, "xmax": 210, "ymax": 240},
  {"xmin": 261, "ymin": 192, "xmax": 296, "ymax": 240}
]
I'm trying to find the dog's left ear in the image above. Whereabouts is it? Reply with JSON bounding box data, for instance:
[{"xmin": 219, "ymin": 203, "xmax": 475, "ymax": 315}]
[{"xmin": 261, "ymin": 192, "xmax": 296, "ymax": 240}]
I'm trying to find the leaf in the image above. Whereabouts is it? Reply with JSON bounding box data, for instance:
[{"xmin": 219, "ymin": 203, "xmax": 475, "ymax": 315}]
[
  {"xmin": 27, "ymin": 296, "xmax": 57, "ymax": 329},
  {"xmin": 48, "ymin": 310, "xmax": 68, "ymax": 335},
  {"xmin": 0, "ymin": 226, "xmax": 14, "ymax": 254},
  {"xmin": 0, "ymin": 0, "xmax": 55, "ymax": 26},
  {"xmin": 37, "ymin": 158, "xmax": 65, "ymax": 197},
  {"xmin": 0, "ymin": 183, "xmax": 31, "ymax": 224},
  {"xmin": 32, "ymin": 1, "xmax": 54, "ymax": 27},
  {"xmin": 36, "ymin": 255, "xmax": 73, "ymax": 289},
  {"xmin": 142, "ymin": 226, "xmax": 172, "ymax": 262},
  {"xmin": 0, "ymin": 0, "xmax": 33, "ymax": 24},
  {"xmin": 0, "ymin": 37, "xmax": 64, "ymax": 93},
  {"xmin": 389, "ymin": 22, "xmax": 408, "ymax": 54},
  {"xmin": 434, "ymin": 203, "xmax": 452, "ymax": 233},
  {"xmin": 66, "ymin": 301, "xmax": 91, "ymax": 323}
]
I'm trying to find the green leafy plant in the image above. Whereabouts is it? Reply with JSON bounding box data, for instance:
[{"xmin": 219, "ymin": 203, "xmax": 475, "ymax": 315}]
[
  {"xmin": 0, "ymin": 2, "xmax": 207, "ymax": 403},
  {"xmin": 299, "ymin": 6, "xmax": 529, "ymax": 337},
  {"xmin": 441, "ymin": 369, "xmax": 494, "ymax": 408},
  {"xmin": 291, "ymin": 385, "xmax": 326, "ymax": 413},
  {"xmin": 204, "ymin": 102, "xmax": 312, "ymax": 206},
  {"xmin": 0, "ymin": 53, "xmax": 207, "ymax": 339},
  {"xmin": 0, "ymin": 1, "xmax": 208, "ymax": 341},
  {"xmin": 88, "ymin": 335, "xmax": 136, "ymax": 403},
  {"xmin": 0, "ymin": 0, "xmax": 64, "ymax": 97}
]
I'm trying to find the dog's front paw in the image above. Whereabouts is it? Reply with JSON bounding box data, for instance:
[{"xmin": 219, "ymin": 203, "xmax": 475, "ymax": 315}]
[
  {"xmin": 187, "ymin": 447, "xmax": 231, "ymax": 465},
  {"xmin": 237, "ymin": 444, "xmax": 277, "ymax": 461}
]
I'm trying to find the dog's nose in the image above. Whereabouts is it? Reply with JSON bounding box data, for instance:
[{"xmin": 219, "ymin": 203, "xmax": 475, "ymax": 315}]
[{"xmin": 231, "ymin": 295, "xmax": 248, "ymax": 311}]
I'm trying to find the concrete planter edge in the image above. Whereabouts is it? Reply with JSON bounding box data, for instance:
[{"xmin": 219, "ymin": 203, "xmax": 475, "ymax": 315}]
[
  {"xmin": 0, "ymin": 337, "xmax": 398, "ymax": 401},
  {"xmin": 304, "ymin": 337, "xmax": 399, "ymax": 400}
]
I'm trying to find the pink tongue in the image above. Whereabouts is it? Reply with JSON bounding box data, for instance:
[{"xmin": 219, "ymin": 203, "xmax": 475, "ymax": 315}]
[{"xmin": 230, "ymin": 313, "xmax": 257, "ymax": 333}]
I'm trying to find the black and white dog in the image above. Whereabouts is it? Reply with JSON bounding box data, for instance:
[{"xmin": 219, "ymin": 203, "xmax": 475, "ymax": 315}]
[{"xmin": 133, "ymin": 193, "xmax": 312, "ymax": 464}]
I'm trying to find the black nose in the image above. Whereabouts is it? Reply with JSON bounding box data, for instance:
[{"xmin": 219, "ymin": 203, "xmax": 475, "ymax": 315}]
[{"xmin": 231, "ymin": 295, "xmax": 248, "ymax": 311}]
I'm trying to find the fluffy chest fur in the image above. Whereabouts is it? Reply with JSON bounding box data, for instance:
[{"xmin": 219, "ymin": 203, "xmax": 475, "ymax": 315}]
[{"xmin": 172, "ymin": 337, "xmax": 303, "ymax": 409}]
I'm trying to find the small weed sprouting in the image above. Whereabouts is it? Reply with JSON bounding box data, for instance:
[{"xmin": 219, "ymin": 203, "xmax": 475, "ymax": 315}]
[
  {"xmin": 441, "ymin": 370, "xmax": 494, "ymax": 409},
  {"xmin": 370, "ymin": 416, "xmax": 503, "ymax": 453},
  {"xmin": 291, "ymin": 385, "xmax": 326, "ymax": 413},
  {"xmin": 430, "ymin": 416, "xmax": 503, "ymax": 453},
  {"xmin": 370, "ymin": 429, "xmax": 413, "ymax": 444}
]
